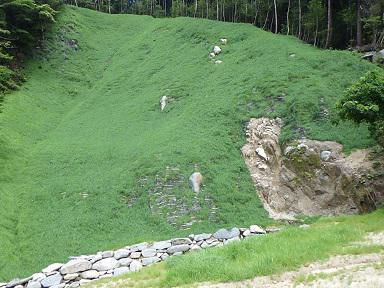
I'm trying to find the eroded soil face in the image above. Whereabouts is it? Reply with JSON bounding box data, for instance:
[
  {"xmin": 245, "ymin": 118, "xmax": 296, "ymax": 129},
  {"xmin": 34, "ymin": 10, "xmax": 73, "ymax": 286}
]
[{"xmin": 241, "ymin": 118, "xmax": 384, "ymax": 220}]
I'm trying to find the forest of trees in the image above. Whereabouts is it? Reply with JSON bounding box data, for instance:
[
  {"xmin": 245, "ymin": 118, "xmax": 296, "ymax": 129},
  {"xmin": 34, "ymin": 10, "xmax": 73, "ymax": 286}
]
[
  {"xmin": 0, "ymin": 0, "xmax": 382, "ymax": 100},
  {"xmin": 71, "ymin": 0, "xmax": 384, "ymax": 50}
]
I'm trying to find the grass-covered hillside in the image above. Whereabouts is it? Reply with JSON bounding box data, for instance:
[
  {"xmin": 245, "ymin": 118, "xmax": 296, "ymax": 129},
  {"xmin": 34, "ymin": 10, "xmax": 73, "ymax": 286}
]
[{"xmin": 0, "ymin": 6, "xmax": 376, "ymax": 280}]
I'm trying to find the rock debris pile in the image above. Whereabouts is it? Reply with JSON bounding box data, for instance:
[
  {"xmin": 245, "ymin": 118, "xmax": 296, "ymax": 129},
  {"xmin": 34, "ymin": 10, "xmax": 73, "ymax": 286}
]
[{"xmin": 1, "ymin": 225, "xmax": 275, "ymax": 288}]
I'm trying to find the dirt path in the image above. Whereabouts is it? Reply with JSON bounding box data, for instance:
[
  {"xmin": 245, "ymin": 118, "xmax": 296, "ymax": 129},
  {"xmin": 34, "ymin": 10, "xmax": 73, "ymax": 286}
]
[{"xmin": 199, "ymin": 233, "xmax": 384, "ymax": 288}]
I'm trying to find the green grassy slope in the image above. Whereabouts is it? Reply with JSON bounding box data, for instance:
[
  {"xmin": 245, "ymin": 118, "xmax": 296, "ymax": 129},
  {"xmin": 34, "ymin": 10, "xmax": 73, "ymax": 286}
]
[{"xmin": 0, "ymin": 6, "xmax": 376, "ymax": 280}]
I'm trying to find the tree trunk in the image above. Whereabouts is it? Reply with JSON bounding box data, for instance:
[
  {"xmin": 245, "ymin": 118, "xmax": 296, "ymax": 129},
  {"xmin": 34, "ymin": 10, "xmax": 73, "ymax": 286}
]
[
  {"xmin": 298, "ymin": 0, "xmax": 302, "ymax": 38},
  {"xmin": 314, "ymin": 16, "xmax": 318, "ymax": 46},
  {"xmin": 194, "ymin": 0, "xmax": 198, "ymax": 17},
  {"xmin": 273, "ymin": 0, "xmax": 278, "ymax": 33},
  {"xmin": 325, "ymin": 0, "xmax": 332, "ymax": 48},
  {"xmin": 286, "ymin": 0, "xmax": 290, "ymax": 35},
  {"xmin": 216, "ymin": 0, "xmax": 219, "ymax": 20},
  {"xmin": 356, "ymin": 0, "xmax": 362, "ymax": 47}
]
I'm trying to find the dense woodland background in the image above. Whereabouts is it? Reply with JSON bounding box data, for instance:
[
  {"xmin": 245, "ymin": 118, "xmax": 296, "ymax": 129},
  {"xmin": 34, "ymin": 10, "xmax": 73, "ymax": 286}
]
[{"xmin": 0, "ymin": 0, "xmax": 383, "ymax": 98}]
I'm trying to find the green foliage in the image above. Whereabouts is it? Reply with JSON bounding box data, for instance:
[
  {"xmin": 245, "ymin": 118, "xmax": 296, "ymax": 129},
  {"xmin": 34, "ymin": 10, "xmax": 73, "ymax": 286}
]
[
  {"xmin": 0, "ymin": 7, "xmax": 376, "ymax": 280},
  {"xmin": 336, "ymin": 71, "xmax": 384, "ymax": 147}
]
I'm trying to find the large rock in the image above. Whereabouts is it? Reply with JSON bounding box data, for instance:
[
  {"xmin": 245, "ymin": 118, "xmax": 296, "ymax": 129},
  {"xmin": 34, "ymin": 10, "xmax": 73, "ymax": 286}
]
[
  {"xmin": 141, "ymin": 257, "xmax": 161, "ymax": 266},
  {"xmin": 189, "ymin": 172, "xmax": 203, "ymax": 193},
  {"xmin": 118, "ymin": 258, "xmax": 132, "ymax": 267},
  {"xmin": 114, "ymin": 249, "xmax": 130, "ymax": 260},
  {"xmin": 60, "ymin": 259, "xmax": 91, "ymax": 275},
  {"xmin": 151, "ymin": 241, "xmax": 171, "ymax": 250},
  {"xmin": 6, "ymin": 277, "xmax": 32, "ymax": 288},
  {"xmin": 113, "ymin": 267, "xmax": 130, "ymax": 276},
  {"xmin": 63, "ymin": 274, "xmax": 78, "ymax": 281},
  {"xmin": 80, "ymin": 270, "xmax": 99, "ymax": 279},
  {"xmin": 26, "ymin": 282, "xmax": 41, "ymax": 288},
  {"xmin": 129, "ymin": 260, "xmax": 142, "ymax": 272},
  {"xmin": 40, "ymin": 273, "xmax": 62, "ymax": 288},
  {"xmin": 92, "ymin": 258, "xmax": 119, "ymax": 271},
  {"xmin": 171, "ymin": 238, "xmax": 192, "ymax": 245},
  {"xmin": 141, "ymin": 249, "xmax": 156, "ymax": 258},
  {"xmin": 213, "ymin": 228, "xmax": 240, "ymax": 240},
  {"xmin": 193, "ymin": 233, "xmax": 211, "ymax": 242},
  {"xmin": 249, "ymin": 225, "xmax": 266, "ymax": 234},
  {"xmin": 42, "ymin": 263, "xmax": 63, "ymax": 274},
  {"xmin": 166, "ymin": 244, "xmax": 190, "ymax": 254}
]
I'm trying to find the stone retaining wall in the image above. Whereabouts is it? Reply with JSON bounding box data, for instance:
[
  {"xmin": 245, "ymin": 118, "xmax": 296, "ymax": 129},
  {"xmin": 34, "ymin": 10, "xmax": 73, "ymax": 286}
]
[{"xmin": 1, "ymin": 225, "xmax": 278, "ymax": 288}]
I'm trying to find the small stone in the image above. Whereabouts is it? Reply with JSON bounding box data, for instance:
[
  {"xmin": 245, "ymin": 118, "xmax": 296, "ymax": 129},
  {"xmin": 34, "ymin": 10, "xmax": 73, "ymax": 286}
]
[
  {"xmin": 208, "ymin": 52, "xmax": 215, "ymax": 58},
  {"xmin": 320, "ymin": 150, "xmax": 332, "ymax": 161},
  {"xmin": 194, "ymin": 233, "xmax": 211, "ymax": 242},
  {"xmin": 284, "ymin": 146, "xmax": 295, "ymax": 155},
  {"xmin": 213, "ymin": 46, "xmax": 221, "ymax": 55},
  {"xmin": 101, "ymin": 251, "xmax": 114, "ymax": 258},
  {"xmin": 63, "ymin": 273, "xmax": 78, "ymax": 281},
  {"xmin": 41, "ymin": 273, "xmax": 62, "ymax": 288},
  {"xmin": 256, "ymin": 147, "xmax": 268, "ymax": 161},
  {"xmin": 141, "ymin": 248, "xmax": 157, "ymax": 258},
  {"xmin": 92, "ymin": 258, "xmax": 119, "ymax": 271},
  {"xmin": 42, "ymin": 263, "xmax": 63, "ymax": 274},
  {"xmin": 129, "ymin": 260, "xmax": 142, "ymax": 272},
  {"xmin": 60, "ymin": 259, "xmax": 91, "ymax": 275},
  {"xmin": 249, "ymin": 225, "xmax": 266, "ymax": 234},
  {"xmin": 214, "ymin": 60, "xmax": 223, "ymax": 64},
  {"xmin": 141, "ymin": 257, "xmax": 161, "ymax": 266},
  {"xmin": 299, "ymin": 224, "xmax": 310, "ymax": 229},
  {"xmin": 213, "ymin": 228, "xmax": 240, "ymax": 239},
  {"xmin": 80, "ymin": 270, "xmax": 99, "ymax": 279},
  {"xmin": 118, "ymin": 258, "xmax": 132, "ymax": 267},
  {"xmin": 114, "ymin": 249, "xmax": 130, "ymax": 260},
  {"xmin": 167, "ymin": 244, "xmax": 190, "ymax": 254},
  {"xmin": 151, "ymin": 241, "xmax": 171, "ymax": 250},
  {"xmin": 219, "ymin": 38, "xmax": 227, "ymax": 44},
  {"xmin": 130, "ymin": 252, "xmax": 141, "ymax": 259},
  {"xmin": 297, "ymin": 143, "xmax": 308, "ymax": 150},
  {"xmin": 171, "ymin": 238, "xmax": 192, "ymax": 245},
  {"xmin": 113, "ymin": 267, "xmax": 130, "ymax": 276},
  {"xmin": 160, "ymin": 96, "xmax": 168, "ymax": 112}
]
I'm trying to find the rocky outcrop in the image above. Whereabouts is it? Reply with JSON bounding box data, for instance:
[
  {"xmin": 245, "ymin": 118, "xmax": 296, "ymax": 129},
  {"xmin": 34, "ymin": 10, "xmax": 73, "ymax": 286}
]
[
  {"xmin": 241, "ymin": 117, "xmax": 384, "ymax": 220},
  {"xmin": 1, "ymin": 224, "xmax": 275, "ymax": 288}
]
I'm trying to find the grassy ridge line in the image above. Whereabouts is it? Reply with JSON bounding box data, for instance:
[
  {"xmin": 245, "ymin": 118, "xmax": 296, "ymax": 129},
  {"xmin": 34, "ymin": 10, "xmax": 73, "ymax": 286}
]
[
  {"xmin": 0, "ymin": 6, "xmax": 376, "ymax": 280},
  {"xmin": 89, "ymin": 209, "xmax": 384, "ymax": 287}
]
